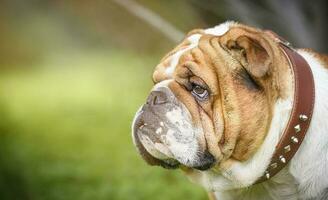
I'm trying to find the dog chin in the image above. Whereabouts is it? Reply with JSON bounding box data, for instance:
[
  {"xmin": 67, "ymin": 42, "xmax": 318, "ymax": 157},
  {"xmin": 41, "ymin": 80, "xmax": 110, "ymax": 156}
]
[
  {"xmin": 133, "ymin": 108, "xmax": 216, "ymax": 171},
  {"xmin": 134, "ymin": 118, "xmax": 216, "ymax": 171},
  {"xmin": 159, "ymin": 155, "xmax": 216, "ymax": 171}
]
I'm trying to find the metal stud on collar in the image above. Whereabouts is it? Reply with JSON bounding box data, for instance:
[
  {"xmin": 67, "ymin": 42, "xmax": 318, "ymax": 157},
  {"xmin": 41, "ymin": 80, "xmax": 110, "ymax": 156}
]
[
  {"xmin": 279, "ymin": 155, "xmax": 286, "ymax": 163},
  {"xmin": 299, "ymin": 114, "xmax": 308, "ymax": 121},
  {"xmin": 291, "ymin": 136, "xmax": 299, "ymax": 144},
  {"xmin": 282, "ymin": 41, "xmax": 293, "ymax": 48},
  {"xmin": 284, "ymin": 145, "xmax": 291, "ymax": 153},
  {"xmin": 294, "ymin": 124, "xmax": 301, "ymax": 133},
  {"xmin": 265, "ymin": 171, "xmax": 270, "ymax": 179}
]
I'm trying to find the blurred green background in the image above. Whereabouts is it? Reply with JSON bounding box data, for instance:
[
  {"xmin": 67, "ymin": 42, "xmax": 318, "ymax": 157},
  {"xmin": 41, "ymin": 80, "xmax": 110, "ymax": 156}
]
[{"xmin": 0, "ymin": 0, "xmax": 326, "ymax": 200}]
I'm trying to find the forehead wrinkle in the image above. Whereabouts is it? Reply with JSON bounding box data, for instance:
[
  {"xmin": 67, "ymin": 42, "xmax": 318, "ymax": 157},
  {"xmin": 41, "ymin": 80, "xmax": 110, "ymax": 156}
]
[
  {"xmin": 165, "ymin": 34, "xmax": 202, "ymax": 77},
  {"xmin": 160, "ymin": 33, "xmax": 198, "ymax": 64},
  {"xmin": 160, "ymin": 21, "xmax": 234, "ymax": 68},
  {"xmin": 192, "ymin": 47, "xmax": 220, "ymax": 89},
  {"xmin": 180, "ymin": 46, "xmax": 219, "ymax": 95},
  {"xmin": 160, "ymin": 40, "xmax": 190, "ymax": 63},
  {"xmin": 166, "ymin": 50, "xmax": 190, "ymax": 78},
  {"xmin": 206, "ymin": 37, "xmax": 233, "ymax": 75},
  {"xmin": 198, "ymin": 35, "xmax": 219, "ymax": 61}
]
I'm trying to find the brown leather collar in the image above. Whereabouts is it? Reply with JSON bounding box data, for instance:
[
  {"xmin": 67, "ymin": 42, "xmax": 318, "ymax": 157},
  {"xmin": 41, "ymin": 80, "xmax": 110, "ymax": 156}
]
[{"xmin": 255, "ymin": 31, "xmax": 315, "ymax": 184}]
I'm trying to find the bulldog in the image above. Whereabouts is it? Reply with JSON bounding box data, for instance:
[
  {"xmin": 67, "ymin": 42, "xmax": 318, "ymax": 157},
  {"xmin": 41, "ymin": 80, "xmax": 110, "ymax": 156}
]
[{"xmin": 132, "ymin": 21, "xmax": 328, "ymax": 200}]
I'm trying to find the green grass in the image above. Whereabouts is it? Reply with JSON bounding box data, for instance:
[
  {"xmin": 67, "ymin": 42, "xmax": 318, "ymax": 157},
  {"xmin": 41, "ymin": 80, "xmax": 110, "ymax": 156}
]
[{"xmin": 0, "ymin": 51, "xmax": 207, "ymax": 200}]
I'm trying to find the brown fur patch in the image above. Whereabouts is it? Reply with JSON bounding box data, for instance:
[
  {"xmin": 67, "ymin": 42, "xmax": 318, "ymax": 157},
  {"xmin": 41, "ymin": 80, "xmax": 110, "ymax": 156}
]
[{"xmin": 152, "ymin": 23, "xmax": 295, "ymax": 166}]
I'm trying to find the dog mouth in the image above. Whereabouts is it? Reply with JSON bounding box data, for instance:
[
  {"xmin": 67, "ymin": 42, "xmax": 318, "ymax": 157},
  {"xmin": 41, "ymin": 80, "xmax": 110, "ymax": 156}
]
[
  {"xmin": 158, "ymin": 157, "xmax": 215, "ymax": 171},
  {"xmin": 192, "ymin": 150, "xmax": 216, "ymax": 171},
  {"xmin": 148, "ymin": 147, "xmax": 216, "ymax": 171},
  {"xmin": 133, "ymin": 117, "xmax": 216, "ymax": 171},
  {"xmin": 157, "ymin": 150, "xmax": 216, "ymax": 171}
]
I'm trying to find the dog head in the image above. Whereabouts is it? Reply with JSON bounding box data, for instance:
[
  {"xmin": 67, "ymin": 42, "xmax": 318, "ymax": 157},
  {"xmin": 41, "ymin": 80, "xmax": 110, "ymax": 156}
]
[{"xmin": 132, "ymin": 22, "xmax": 292, "ymax": 174}]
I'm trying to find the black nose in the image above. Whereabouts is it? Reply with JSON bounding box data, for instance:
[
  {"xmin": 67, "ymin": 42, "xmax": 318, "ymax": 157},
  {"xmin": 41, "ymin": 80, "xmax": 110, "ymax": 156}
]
[{"xmin": 146, "ymin": 90, "xmax": 168, "ymax": 106}]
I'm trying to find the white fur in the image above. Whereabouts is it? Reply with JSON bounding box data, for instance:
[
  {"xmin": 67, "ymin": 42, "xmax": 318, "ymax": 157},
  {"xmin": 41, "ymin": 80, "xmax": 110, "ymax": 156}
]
[
  {"xmin": 154, "ymin": 79, "xmax": 204, "ymax": 166},
  {"xmin": 154, "ymin": 142, "xmax": 174, "ymax": 158},
  {"xmin": 155, "ymin": 127, "xmax": 163, "ymax": 134},
  {"xmin": 165, "ymin": 107, "xmax": 201, "ymax": 166},
  {"xmin": 152, "ymin": 79, "xmax": 173, "ymax": 90},
  {"xmin": 204, "ymin": 21, "xmax": 235, "ymax": 36}
]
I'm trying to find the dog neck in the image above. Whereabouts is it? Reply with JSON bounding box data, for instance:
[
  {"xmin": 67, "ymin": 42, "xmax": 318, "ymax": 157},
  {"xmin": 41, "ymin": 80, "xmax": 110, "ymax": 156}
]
[{"xmin": 212, "ymin": 168, "xmax": 298, "ymax": 200}]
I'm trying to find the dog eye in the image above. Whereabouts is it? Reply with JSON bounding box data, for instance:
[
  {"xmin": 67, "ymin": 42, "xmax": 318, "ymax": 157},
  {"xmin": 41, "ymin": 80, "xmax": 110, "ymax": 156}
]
[{"xmin": 191, "ymin": 85, "xmax": 209, "ymax": 100}]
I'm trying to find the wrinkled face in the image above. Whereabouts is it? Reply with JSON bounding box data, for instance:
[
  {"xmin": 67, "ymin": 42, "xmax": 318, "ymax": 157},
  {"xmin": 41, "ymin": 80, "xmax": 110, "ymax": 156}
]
[{"xmin": 132, "ymin": 22, "xmax": 286, "ymax": 171}]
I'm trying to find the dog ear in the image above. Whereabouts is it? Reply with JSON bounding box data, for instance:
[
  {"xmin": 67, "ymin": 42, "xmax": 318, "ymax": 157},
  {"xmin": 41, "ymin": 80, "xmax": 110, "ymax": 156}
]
[{"xmin": 226, "ymin": 35, "xmax": 271, "ymax": 78}]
